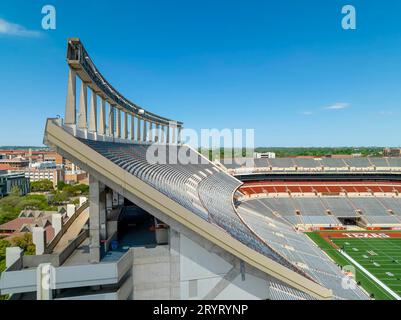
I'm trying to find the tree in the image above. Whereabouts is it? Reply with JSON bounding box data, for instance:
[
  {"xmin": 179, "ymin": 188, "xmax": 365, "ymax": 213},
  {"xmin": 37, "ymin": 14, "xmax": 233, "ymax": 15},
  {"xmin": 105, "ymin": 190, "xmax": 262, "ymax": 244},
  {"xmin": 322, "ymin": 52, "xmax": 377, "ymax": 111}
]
[
  {"xmin": 10, "ymin": 186, "xmax": 21, "ymax": 197},
  {"xmin": 0, "ymin": 239, "xmax": 10, "ymax": 273},
  {"xmin": 57, "ymin": 181, "xmax": 67, "ymax": 191},
  {"xmin": 30, "ymin": 179, "xmax": 54, "ymax": 192},
  {"xmin": 9, "ymin": 233, "xmax": 35, "ymax": 256}
]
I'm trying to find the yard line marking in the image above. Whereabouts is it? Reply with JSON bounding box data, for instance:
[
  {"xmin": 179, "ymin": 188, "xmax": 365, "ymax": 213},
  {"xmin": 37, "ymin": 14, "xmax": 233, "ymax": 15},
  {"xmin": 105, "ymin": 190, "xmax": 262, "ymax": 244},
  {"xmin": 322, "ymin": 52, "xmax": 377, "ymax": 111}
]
[{"xmin": 340, "ymin": 250, "xmax": 401, "ymax": 300}]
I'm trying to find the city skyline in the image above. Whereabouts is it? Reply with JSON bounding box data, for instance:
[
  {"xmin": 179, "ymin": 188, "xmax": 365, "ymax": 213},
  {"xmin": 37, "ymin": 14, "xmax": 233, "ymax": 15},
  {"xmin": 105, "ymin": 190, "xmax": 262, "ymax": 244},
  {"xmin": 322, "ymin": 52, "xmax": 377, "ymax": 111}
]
[{"xmin": 1, "ymin": 0, "xmax": 401, "ymax": 147}]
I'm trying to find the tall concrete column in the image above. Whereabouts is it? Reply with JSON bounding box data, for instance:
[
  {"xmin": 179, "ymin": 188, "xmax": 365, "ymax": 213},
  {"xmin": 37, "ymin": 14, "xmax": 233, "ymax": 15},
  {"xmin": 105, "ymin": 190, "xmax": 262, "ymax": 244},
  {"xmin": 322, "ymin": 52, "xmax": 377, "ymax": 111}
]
[
  {"xmin": 155, "ymin": 123, "xmax": 160, "ymax": 142},
  {"xmin": 89, "ymin": 89, "xmax": 97, "ymax": 133},
  {"xmin": 142, "ymin": 120, "xmax": 147, "ymax": 142},
  {"xmin": 130, "ymin": 114, "xmax": 135, "ymax": 140},
  {"xmin": 108, "ymin": 104, "xmax": 115, "ymax": 136},
  {"xmin": 116, "ymin": 109, "xmax": 121, "ymax": 138},
  {"xmin": 137, "ymin": 117, "xmax": 141, "ymax": 141},
  {"xmin": 172, "ymin": 125, "xmax": 176, "ymax": 144},
  {"xmin": 123, "ymin": 112, "xmax": 128, "ymax": 139},
  {"xmin": 160, "ymin": 125, "xmax": 165, "ymax": 143},
  {"xmin": 98, "ymin": 98, "xmax": 106, "ymax": 135},
  {"xmin": 177, "ymin": 126, "xmax": 182, "ymax": 144},
  {"xmin": 148, "ymin": 122, "xmax": 153, "ymax": 142},
  {"xmin": 65, "ymin": 68, "xmax": 76, "ymax": 125},
  {"xmin": 89, "ymin": 175, "xmax": 106, "ymax": 263},
  {"xmin": 78, "ymin": 82, "xmax": 88, "ymax": 129},
  {"xmin": 166, "ymin": 125, "xmax": 170, "ymax": 143}
]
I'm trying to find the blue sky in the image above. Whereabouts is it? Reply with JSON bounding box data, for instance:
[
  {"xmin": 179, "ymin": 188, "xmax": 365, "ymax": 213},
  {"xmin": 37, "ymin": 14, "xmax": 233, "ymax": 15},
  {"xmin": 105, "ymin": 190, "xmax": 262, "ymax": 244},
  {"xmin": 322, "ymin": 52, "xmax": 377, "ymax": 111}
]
[{"xmin": 0, "ymin": 0, "xmax": 400, "ymax": 147}]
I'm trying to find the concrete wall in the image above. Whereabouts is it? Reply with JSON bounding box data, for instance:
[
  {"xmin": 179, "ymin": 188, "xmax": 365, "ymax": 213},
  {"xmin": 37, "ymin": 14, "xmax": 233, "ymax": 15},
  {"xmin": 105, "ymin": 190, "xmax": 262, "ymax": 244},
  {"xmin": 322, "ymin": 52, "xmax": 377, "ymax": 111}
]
[
  {"xmin": 131, "ymin": 228, "xmax": 272, "ymax": 300},
  {"xmin": 179, "ymin": 234, "xmax": 270, "ymax": 300}
]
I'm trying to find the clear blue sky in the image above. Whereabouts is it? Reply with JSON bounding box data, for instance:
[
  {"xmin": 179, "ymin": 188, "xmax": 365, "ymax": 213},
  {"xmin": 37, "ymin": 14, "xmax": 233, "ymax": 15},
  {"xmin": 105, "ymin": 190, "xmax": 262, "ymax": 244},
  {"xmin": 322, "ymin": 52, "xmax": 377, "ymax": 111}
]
[{"xmin": 0, "ymin": 0, "xmax": 400, "ymax": 147}]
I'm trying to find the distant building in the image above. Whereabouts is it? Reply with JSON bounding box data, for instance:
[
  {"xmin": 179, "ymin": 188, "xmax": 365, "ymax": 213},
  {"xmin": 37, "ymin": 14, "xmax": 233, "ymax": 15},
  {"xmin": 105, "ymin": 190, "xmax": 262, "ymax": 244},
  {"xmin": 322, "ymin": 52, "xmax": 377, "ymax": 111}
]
[
  {"xmin": 0, "ymin": 210, "xmax": 59, "ymax": 241},
  {"xmin": 0, "ymin": 157, "xmax": 29, "ymax": 169},
  {"xmin": 22, "ymin": 168, "xmax": 64, "ymax": 187},
  {"xmin": 65, "ymin": 170, "xmax": 88, "ymax": 184},
  {"xmin": 254, "ymin": 152, "xmax": 276, "ymax": 159},
  {"xmin": 383, "ymin": 148, "xmax": 401, "ymax": 157},
  {"xmin": 0, "ymin": 171, "xmax": 30, "ymax": 197},
  {"xmin": 30, "ymin": 161, "xmax": 57, "ymax": 170}
]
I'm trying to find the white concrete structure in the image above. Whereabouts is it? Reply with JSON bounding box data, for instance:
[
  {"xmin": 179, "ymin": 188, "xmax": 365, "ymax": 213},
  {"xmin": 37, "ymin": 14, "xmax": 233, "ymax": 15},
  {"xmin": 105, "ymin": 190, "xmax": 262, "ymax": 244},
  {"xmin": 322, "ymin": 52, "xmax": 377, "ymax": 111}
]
[
  {"xmin": 66, "ymin": 204, "xmax": 76, "ymax": 218},
  {"xmin": 52, "ymin": 213, "xmax": 63, "ymax": 236},
  {"xmin": 5, "ymin": 247, "xmax": 23, "ymax": 269},
  {"xmin": 32, "ymin": 227, "xmax": 46, "ymax": 255}
]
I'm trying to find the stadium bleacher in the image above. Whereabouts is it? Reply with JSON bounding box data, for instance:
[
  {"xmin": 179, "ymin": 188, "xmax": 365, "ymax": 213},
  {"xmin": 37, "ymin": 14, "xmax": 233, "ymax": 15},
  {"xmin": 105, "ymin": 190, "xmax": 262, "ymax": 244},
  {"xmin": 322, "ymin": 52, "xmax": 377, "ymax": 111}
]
[
  {"xmin": 75, "ymin": 138, "xmax": 368, "ymax": 299},
  {"xmin": 238, "ymin": 209, "xmax": 368, "ymax": 300},
  {"xmin": 223, "ymin": 157, "xmax": 401, "ymax": 172},
  {"xmin": 239, "ymin": 195, "xmax": 401, "ymax": 226}
]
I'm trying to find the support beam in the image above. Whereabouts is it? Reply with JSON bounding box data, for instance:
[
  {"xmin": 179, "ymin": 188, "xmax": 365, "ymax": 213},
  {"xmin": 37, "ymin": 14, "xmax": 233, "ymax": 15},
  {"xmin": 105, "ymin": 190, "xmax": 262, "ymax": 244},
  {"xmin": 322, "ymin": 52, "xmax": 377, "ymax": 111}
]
[
  {"xmin": 108, "ymin": 105, "xmax": 115, "ymax": 136},
  {"xmin": 99, "ymin": 98, "xmax": 106, "ymax": 135},
  {"xmin": 166, "ymin": 125, "xmax": 170, "ymax": 143},
  {"xmin": 142, "ymin": 120, "xmax": 147, "ymax": 142},
  {"xmin": 65, "ymin": 68, "xmax": 76, "ymax": 124},
  {"xmin": 137, "ymin": 117, "xmax": 141, "ymax": 141},
  {"xmin": 177, "ymin": 126, "xmax": 182, "ymax": 144},
  {"xmin": 123, "ymin": 112, "xmax": 128, "ymax": 139},
  {"xmin": 116, "ymin": 109, "xmax": 121, "ymax": 138},
  {"xmin": 160, "ymin": 125, "xmax": 165, "ymax": 143},
  {"xmin": 89, "ymin": 89, "xmax": 97, "ymax": 133},
  {"xmin": 130, "ymin": 114, "xmax": 135, "ymax": 140},
  {"xmin": 148, "ymin": 122, "xmax": 153, "ymax": 142},
  {"xmin": 89, "ymin": 175, "xmax": 106, "ymax": 263},
  {"xmin": 155, "ymin": 123, "xmax": 160, "ymax": 142},
  {"xmin": 172, "ymin": 123, "xmax": 176, "ymax": 144},
  {"xmin": 78, "ymin": 82, "xmax": 88, "ymax": 129}
]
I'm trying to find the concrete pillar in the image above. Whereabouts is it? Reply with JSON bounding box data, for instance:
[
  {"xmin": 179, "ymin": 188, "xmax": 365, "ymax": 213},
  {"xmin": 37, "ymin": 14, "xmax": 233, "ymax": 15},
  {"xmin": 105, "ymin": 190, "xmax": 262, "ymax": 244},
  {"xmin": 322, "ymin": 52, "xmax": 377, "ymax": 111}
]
[
  {"xmin": 106, "ymin": 190, "xmax": 113, "ymax": 211},
  {"xmin": 166, "ymin": 125, "xmax": 170, "ymax": 143},
  {"xmin": 66, "ymin": 204, "xmax": 75, "ymax": 218},
  {"xmin": 6, "ymin": 247, "xmax": 23, "ymax": 268},
  {"xmin": 32, "ymin": 227, "xmax": 46, "ymax": 255},
  {"xmin": 99, "ymin": 98, "xmax": 106, "ymax": 135},
  {"xmin": 142, "ymin": 120, "xmax": 147, "ymax": 142},
  {"xmin": 89, "ymin": 89, "xmax": 97, "ymax": 133},
  {"xmin": 160, "ymin": 126, "xmax": 165, "ymax": 143},
  {"xmin": 89, "ymin": 175, "xmax": 106, "ymax": 263},
  {"xmin": 177, "ymin": 126, "xmax": 182, "ymax": 144},
  {"xmin": 130, "ymin": 115, "xmax": 135, "ymax": 140},
  {"xmin": 155, "ymin": 123, "xmax": 160, "ymax": 142},
  {"xmin": 137, "ymin": 117, "xmax": 141, "ymax": 141},
  {"xmin": 65, "ymin": 68, "xmax": 76, "ymax": 125},
  {"xmin": 116, "ymin": 109, "xmax": 121, "ymax": 138},
  {"xmin": 148, "ymin": 122, "xmax": 153, "ymax": 142},
  {"xmin": 78, "ymin": 82, "xmax": 88, "ymax": 129},
  {"xmin": 172, "ymin": 124, "xmax": 176, "ymax": 144},
  {"xmin": 108, "ymin": 104, "xmax": 115, "ymax": 136},
  {"xmin": 52, "ymin": 213, "xmax": 63, "ymax": 236},
  {"xmin": 123, "ymin": 112, "xmax": 128, "ymax": 139}
]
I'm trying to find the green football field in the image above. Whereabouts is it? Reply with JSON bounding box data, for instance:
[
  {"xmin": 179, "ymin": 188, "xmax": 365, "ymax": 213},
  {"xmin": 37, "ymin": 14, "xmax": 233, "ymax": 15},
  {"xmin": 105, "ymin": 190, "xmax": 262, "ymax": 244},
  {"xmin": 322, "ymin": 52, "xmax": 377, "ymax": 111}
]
[
  {"xmin": 331, "ymin": 237, "xmax": 401, "ymax": 299},
  {"xmin": 306, "ymin": 232, "xmax": 401, "ymax": 300}
]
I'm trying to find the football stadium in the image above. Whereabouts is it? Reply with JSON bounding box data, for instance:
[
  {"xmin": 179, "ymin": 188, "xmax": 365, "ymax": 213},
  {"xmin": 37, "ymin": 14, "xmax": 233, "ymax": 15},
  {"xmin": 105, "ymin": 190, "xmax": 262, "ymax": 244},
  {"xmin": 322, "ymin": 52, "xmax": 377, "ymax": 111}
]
[{"xmin": 1, "ymin": 38, "xmax": 401, "ymax": 301}]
